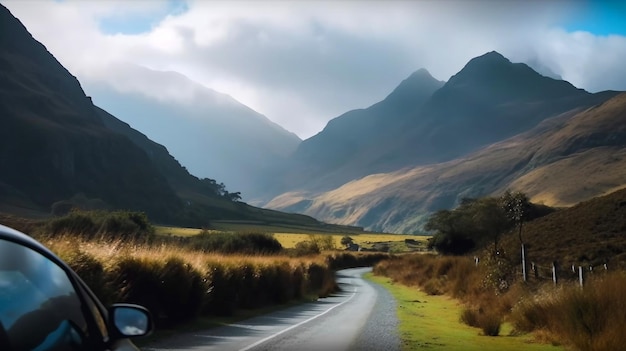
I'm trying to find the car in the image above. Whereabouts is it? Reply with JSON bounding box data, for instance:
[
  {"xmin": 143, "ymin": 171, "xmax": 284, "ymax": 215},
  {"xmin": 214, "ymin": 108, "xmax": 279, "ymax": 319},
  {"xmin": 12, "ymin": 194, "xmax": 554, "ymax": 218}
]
[{"xmin": 0, "ymin": 224, "xmax": 154, "ymax": 350}]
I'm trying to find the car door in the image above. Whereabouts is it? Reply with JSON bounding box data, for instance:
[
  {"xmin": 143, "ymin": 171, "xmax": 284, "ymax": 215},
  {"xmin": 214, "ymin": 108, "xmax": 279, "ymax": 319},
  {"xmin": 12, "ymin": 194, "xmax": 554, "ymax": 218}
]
[{"xmin": 0, "ymin": 237, "xmax": 108, "ymax": 350}]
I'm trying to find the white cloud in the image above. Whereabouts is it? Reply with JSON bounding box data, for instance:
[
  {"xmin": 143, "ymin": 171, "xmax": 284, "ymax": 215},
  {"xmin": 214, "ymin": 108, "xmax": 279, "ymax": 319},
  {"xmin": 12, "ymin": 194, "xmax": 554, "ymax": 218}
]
[{"xmin": 2, "ymin": 0, "xmax": 625, "ymax": 139}]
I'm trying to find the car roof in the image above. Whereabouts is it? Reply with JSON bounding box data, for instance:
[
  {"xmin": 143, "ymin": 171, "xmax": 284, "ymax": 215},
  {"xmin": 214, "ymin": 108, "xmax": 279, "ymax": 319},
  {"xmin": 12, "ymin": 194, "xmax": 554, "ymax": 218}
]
[{"xmin": 0, "ymin": 223, "xmax": 67, "ymax": 268}]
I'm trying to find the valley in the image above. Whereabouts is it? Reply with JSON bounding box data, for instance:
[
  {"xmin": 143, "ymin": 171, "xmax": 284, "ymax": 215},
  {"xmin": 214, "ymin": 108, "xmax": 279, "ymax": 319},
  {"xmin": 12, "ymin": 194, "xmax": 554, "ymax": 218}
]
[{"xmin": 1, "ymin": 3, "xmax": 626, "ymax": 350}]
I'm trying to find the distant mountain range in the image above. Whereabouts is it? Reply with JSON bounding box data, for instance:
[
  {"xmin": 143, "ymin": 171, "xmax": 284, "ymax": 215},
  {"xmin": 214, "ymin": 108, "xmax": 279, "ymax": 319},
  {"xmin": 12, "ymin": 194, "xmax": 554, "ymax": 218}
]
[{"xmin": 3, "ymin": 2, "xmax": 625, "ymax": 234}]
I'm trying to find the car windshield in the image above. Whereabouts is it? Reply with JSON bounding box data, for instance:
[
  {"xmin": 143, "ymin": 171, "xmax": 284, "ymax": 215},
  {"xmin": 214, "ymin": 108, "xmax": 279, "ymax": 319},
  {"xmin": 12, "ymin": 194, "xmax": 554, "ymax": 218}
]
[{"xmin": 0, "ymin": 238, "xmax": 88, "ymax": 350}]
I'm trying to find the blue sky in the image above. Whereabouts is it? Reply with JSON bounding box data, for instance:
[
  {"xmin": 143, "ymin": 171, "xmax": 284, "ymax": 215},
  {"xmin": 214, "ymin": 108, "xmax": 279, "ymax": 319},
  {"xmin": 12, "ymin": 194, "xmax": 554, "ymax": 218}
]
[
  {"xmin": 565, "ymin": 1, "xmax": 626, "ymax": 36},
  {"xmin": 98, "ymin": 0, "xmax": 189, "ymax": 35}
]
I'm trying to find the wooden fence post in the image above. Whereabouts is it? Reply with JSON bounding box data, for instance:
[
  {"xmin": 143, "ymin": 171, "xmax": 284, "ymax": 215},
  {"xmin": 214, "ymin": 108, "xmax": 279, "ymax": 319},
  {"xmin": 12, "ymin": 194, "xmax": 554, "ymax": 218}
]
[{"xmin": 579, "ymin": 266, "xmax": 584, "ymax": 288}]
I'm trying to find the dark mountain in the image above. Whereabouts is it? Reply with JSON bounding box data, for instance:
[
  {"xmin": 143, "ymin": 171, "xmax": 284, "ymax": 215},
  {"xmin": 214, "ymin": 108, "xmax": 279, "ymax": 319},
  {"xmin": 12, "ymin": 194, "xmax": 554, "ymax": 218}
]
[
  {"xmin": 0, "ymin": 5, "xmax": 182, "ymax": 220},
  {"xmin": 266, "ymin": 68, "xmax": 444, "ymax": 196},
  {"xmin": 0, "ymin": 4, "xmax": 332, "ymax": 229},
  {"xmin": 388, "ymin": 51, "xmax": 609, "ymax": 165},
  {"xmin": 262, "ymin": 51, "xmax": 619, "ymax": 203},
  {"xmin": 83, "ymin": 67, "xmax": 301, "ymax": 201}
]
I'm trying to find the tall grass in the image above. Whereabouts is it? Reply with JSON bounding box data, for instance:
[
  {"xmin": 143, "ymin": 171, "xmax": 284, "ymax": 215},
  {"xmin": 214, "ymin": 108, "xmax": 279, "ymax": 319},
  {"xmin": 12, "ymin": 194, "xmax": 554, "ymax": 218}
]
[
  {"xmin": 38, "ymin": 231, "xmax": 384, "ymax": 329},
  {"xmin": 42, "ymin": 234, "xmax": 337, "ymax": 326},
  {"xmin": 375, "ymin": 254, "xmax": 524, "ymax": 337},
  {"xmin": 374, "ymin": 253, "xmax": 626, "ymax": 348},
  {"xmin": 510, "ymin": 272, "xmax": 626, "ymax": 351},
  {"xmin": 4, "ymin": 210, "xmax": 389, "ymax": 329}
]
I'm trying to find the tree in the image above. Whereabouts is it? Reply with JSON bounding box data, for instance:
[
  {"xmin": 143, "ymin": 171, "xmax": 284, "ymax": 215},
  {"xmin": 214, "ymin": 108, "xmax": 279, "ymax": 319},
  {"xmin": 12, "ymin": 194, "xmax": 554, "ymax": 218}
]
[
  {"xmin": 340, "ymin": 236, "xmax": 354, "ymax": 247},
  {"xmin": 425, "ymin": 197, "xmax": 514, "ymax": 255},
  {"xmin": 225, "ymin": 191, "xmax": 242, "ymax": 202},
  {"xmin": 425, "ymin": 209, "xmax": 476, "ymax": 255},
  {"xmin": 472, "ymin": 197, "xmax": 510, "ymax": 256},
  {"xmin": 500, "ymin": 190, "xmax": 531, "ymax": 244},
  {"xmin": 500, "ymin": 190, "xmax": 531, "ymax": 282}
]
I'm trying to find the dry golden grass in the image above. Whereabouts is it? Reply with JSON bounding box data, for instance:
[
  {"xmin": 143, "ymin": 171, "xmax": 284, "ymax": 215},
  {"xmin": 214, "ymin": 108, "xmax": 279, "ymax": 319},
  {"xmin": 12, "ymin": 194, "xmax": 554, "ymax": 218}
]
[
  {"xmin": 154, "ymin": 225, "xmax": 428, "ymax": 251},
  {"xmin": 374, "ymin": 252, "xmax": 626, "ymax": 351},
  {"xmin": 41, "ymin": 234, "xmax": 326, "ymax": 273}
]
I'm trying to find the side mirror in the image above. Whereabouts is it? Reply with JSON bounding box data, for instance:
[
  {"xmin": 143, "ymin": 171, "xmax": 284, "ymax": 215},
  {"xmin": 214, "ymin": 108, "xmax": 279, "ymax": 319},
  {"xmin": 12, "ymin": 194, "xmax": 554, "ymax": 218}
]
[{"xmin": 108, "ymin": 304, "xmax": 153, "ymax": 338}]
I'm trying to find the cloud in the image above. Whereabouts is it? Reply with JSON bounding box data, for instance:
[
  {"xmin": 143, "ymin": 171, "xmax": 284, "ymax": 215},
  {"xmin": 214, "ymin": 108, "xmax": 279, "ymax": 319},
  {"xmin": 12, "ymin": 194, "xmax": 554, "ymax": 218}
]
[{"xmin": 2, "ymin": 0, "xmax": 625, "ymax": 139}]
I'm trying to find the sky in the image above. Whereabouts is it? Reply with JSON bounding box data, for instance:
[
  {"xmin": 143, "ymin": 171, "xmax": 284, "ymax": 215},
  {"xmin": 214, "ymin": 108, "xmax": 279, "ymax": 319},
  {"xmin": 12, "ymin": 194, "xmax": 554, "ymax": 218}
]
[{"xmin": 2, "ymin": 0, "xmax": 626, "ymax": 139}]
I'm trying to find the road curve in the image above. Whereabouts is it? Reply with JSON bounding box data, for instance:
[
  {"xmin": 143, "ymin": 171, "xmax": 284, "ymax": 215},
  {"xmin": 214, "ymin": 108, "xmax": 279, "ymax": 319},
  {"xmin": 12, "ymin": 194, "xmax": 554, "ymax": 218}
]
[{"xmin": 143, "ymin": 267, "xmax": 400, "ymax": 351}]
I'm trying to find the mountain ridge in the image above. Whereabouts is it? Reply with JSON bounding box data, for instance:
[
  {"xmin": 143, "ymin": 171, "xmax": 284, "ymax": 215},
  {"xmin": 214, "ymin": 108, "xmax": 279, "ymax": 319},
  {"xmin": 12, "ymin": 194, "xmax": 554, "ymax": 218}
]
[
  {"xmin": 0, "ymin": 4, "xmax": 336, "ymax": 231},
  {"xmin": 259, "ymin": 50, "xmax": 613, "ymax": 205},
  {"xmin": 267, "ymin": 92, "xmax": 626, "ymax": 233}
]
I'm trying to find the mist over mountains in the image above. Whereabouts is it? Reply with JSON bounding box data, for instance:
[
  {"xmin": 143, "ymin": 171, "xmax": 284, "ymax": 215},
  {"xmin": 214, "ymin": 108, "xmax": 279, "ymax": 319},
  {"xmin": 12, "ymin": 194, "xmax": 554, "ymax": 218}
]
[{"xmin": 82, "ymin": 64, "xmax": 300, "ymax": 200}]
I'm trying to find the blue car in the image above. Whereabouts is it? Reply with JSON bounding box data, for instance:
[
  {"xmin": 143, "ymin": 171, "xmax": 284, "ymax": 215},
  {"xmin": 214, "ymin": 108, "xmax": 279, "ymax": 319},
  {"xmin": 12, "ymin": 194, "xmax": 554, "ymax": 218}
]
[{"xmin": 0, "ymin": 224, "xmax": 154, "ymax": 350}]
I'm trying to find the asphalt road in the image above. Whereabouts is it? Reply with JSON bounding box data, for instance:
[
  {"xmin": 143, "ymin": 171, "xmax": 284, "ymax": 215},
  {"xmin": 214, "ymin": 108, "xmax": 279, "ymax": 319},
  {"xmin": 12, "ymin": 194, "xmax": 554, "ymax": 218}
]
[{"xmin": 143, "ymin": 267, "xmax": 400, "ymax": 351}]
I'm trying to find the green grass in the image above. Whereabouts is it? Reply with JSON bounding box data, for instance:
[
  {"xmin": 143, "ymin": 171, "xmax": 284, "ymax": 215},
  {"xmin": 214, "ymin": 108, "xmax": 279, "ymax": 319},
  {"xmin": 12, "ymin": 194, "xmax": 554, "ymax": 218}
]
[{"xmin": 366, "ymin": 273, "xmax": 563, "ymax": 351}]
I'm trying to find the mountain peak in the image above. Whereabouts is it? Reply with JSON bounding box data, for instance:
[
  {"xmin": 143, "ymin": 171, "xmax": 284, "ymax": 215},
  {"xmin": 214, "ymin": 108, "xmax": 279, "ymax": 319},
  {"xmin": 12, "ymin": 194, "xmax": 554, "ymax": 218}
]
[
  {"xmin": 458, "ymin": 51, "xmax": 512, "ymax": 75},
  {"xmin": 444, "ymin": 51, "xmax": 586, "ymax": 101},
  {"xmin": 385, "ymin": 68, "xmax": 445, "ymax": 104},
  {"xmin": 409, "ymin": 68, "xmax": 435, "ymax": 79}
]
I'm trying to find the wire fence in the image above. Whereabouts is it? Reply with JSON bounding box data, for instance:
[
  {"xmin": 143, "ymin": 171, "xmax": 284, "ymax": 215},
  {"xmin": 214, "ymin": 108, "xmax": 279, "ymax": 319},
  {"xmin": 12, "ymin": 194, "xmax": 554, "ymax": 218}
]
[{"xmin": 475, "ymin": 244, "xmax": 610, "ymax": 288}]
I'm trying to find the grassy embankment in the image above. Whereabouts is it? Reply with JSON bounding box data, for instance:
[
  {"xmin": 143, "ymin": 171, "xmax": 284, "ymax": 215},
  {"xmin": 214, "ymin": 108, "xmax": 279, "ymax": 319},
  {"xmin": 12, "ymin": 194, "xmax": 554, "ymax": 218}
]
[
  {"xmin": 373, "ymin": 253, "xmax": 626, "ymax": 351},
  {"xmin": 366, "ymin": 273, "xmax": 561, "ymax": 351},
  {"xmin": 370, "ymin": 188, "xmax": 626, "ymax": 351},
  {"xmin": 0, "ymin": 211, "xmax": 391, "ymax": 333}
]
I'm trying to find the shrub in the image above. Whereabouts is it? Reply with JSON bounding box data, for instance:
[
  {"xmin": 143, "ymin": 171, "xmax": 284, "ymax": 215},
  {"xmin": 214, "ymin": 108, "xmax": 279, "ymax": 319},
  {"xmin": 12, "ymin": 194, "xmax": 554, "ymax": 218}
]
[
  {"xmin": 188, "ymin": 232, "xmax": 282, "ymax": 254},
  {"xmin": 106, "ymin": 256, "xmax": 206, "ymax": 326},
  {"xmin": 203, "ymin": 262, "xmax": 239, "ymax": 316},
  {"xmin": 45, "ymin": 210, "xmax": 154, "ymax": 241},
  {"xmin": 480, "ymin": 312, "xmax": 502, "ymax": 336},
  {"xmin": 61, "ymin": 249, "xmax": 109, "ymax": 303},
  {"xmin": 423, "ymin": 278, "xmax": 444, "ymax": 295},
  {"xmin": 292, "ymin": 240, "xmax": 321, "ymax": 256},
  {"xmin": 510, "ymin": 272, "xmax": 626, "ymax": 351},
  {"xmin": 460, "ymin": 308, "xmax": 480, "ymax": 327}
]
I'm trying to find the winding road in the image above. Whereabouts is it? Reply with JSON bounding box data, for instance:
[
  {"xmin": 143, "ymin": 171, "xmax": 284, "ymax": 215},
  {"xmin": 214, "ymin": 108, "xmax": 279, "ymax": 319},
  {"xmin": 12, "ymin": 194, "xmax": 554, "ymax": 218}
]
[{"xmin": 143, "ymin": 267, "xmax": 400, "ymax": 351}]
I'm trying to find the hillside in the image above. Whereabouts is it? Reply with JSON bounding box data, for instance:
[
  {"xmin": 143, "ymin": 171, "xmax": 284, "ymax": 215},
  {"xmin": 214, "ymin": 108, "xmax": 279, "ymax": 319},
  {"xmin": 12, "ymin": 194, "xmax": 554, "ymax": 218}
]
[
  {"xmin": 264, "ymin": 68, "xmax": 444, "ymax": 197},
  {"xmin": 0, "ymin": 4, "xmax": 353, "ymax": 232},
  {"xmin": 499, "ymin": 187, "xmax": 626, "ymax": 271},
  {"xmin": 84, "ymin": 66, "xmax": 301, "ymax": 201},
  {"xmin": 267, "ymin": 92, "xmax": 626, "ymax": 233},
  {"xmin": 0, "ymin": 5, "xmax": 182, "ymax": 220},
  {"xmin": 262, "ymin": 51, "xmax": 613, "ymax": 202}
]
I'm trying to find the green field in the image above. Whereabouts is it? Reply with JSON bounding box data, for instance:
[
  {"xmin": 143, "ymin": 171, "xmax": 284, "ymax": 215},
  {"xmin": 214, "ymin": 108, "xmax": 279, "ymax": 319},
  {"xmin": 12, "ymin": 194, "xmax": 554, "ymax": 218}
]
[
  {"xmin": 366, "ymin": 273, "xmax": 563, "ymax": 351},
  {"xmin": 154, "ymin": 224, "xmax": 430, "ymax": 252}
]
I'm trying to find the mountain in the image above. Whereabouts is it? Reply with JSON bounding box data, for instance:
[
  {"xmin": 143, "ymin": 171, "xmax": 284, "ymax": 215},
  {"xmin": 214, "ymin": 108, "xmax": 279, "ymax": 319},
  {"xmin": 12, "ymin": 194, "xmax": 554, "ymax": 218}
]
[
  {"xmin": 261, "ymin": 51, "xmax": 613, "ymax": 203},
  {"xmin": 267, "ymin": 92, "xmax": 626, "ymax": 233},
  {"xmin": 0, "ymin": 5, "xmax": 182, "ymax": 220},
  {"xmin": 262, "ymin": 68, "xmax": 445, "ymax": 197},
  {"xmin": 0, "ymin": 4, "xmax": 334, "ymax": 230},
  {"xmin": 380, "ymin": 51, "xmax": 603, "ymax": 166},
  {"xmin": 83, "ymin": 67, "xmax": 301, "ymax": 200}
]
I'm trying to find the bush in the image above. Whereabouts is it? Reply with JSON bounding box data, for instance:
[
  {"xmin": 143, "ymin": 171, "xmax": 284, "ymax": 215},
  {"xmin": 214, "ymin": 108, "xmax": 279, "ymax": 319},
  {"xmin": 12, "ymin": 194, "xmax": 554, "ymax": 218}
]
[
  {"xmin": 203, "ymin": 262, "xmax": 239, "ymax": 316},
  {"xmin": 188, "ymin": 231, "xmax": 282, "ymax": 254},
  {"xmin": 106, "ymin": 256, "xmax": 206, "ymax": 326},
  {"xmin": 45, "ymin": 210, "xmax": 154, "ymax": 241},
  {"xmin": 480, "ymin": 312, "xmax": 502, "ymax": 336},
  {"xmin": 61, "ymin": 249, "xmax": 109, "ymax": 303},
  {"xmin": 292, "ymin": 240, "xmax": 321, "ymax": 256},
  {"xmin": 510, "ymin": 272, "xmax": 626, "ymax": 351}
]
